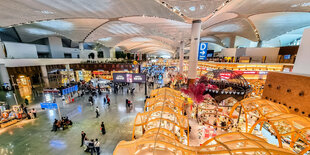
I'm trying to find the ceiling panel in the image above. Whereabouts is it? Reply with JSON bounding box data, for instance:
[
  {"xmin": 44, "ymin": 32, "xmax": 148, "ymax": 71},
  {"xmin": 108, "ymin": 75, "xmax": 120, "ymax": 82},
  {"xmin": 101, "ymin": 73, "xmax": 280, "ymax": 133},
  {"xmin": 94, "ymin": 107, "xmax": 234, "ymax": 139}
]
[
  {"xmin": 0, "ymin": 0, "xmax": 184, "ymax": 27},
  {"xmin": 14, "ymin": 19, "xmax": 107, "ymax": 42},
  {"xmin": 163, "ymin": 0, "xmax": 227, "ymax": 19}
]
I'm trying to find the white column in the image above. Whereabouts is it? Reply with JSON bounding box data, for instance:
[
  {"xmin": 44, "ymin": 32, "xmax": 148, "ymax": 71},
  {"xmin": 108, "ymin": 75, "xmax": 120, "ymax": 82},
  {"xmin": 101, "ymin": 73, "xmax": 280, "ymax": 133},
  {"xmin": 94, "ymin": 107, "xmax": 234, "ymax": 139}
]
[
  {"xmin": 179, "ymin": 41, "xmax": 184, "ymax": 74},
  {"xmin": 134, "ymin": 53, "xmax": 137, "ymax": 60},
  {"xmin": 40, "ymin": 65, "xmax": 50, "ymax": 87},
  {"xmin": 48, "ymin": 36, "xmax": 64, "ymax": 58},
  {"xmin": 0, "ymin": 41, "xmax": 6, "ymax": 58},
  {"xmin": 79, "ymin": 42, "xmax": 84, "ymax": 51},
  {"xmin": 65, "ymin": 64, "xmax": 70, "ymax": 71},
  {"xmin": 110, "ymin": 47, "xmax": 116, "ymax": 58},
  {"xmin": 188, "ymin": 20, "xmax": 202, "ymax": 81},
  {"xmin": 293, "ymin": 28, "xmax": 310, "ymax": 74},
  {"xmin": 0, "ymin": 64, "xmax": 11, "ymax": 89}
]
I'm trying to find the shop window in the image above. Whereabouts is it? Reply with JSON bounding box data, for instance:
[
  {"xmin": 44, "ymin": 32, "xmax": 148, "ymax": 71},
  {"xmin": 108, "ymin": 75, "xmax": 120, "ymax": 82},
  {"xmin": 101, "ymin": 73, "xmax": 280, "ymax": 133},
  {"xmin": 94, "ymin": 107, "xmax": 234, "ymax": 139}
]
[
  {"xmin": 294, "ymin": 108, "xmax": 299, "ymax": 112},
  {"xmin": 299, "ymin": 91, "xmax": 304, "ymax": 96},
  {"xmin": 278, "ymin": 102, "xmax": 281, "ymax": 104},
  {"xmin": 302, "ymin": 111, "xmax": 305, "ymax": 114},
  {"xmin": 276, "ymin": 86, "xmax": 281, "ymax": 90},
  {"xmin": 268, "ymin": 84, "xmax": 272, "ymax": 88},
  {"xmin": 265, "ymin": 97, "xmax": 268, "ymax": 99},
  {"xmin": 289, "ymin": 106, "xmax": 291, "ymax": 109},
  {"xmin": 283, "ymin": 103, "xmax": 287, "ymax": 106},
  {"xmin": 287, "ymin": 89, "xmax": 291, "ymax": 93},
  {"xmin": 273, "ymin": 99, "xmax": 277, "ymax": 102}
]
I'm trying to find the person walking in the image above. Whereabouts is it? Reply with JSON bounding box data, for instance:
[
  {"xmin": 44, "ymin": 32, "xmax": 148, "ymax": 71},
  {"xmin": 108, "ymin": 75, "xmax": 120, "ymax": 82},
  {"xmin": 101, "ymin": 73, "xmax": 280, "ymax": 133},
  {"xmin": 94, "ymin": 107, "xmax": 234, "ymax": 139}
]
[
  {"xmin": 101, "ymin": 122, "xmax": 106, "ymax": 135},
  {"xmin": 31, "ymin": 108, "xmax": 37, "ymax": 118},
  {"xmin": 95, "ymin": 138, "xmax": 100, "ymax": 155},
  {"xmin": 88, "ymin": 139, "xmax": 95, "ymax": 155},
  {"xmin": 81, "ymin": 131, "xmax": 86, "ymax": 147},
  {"xmin": 103, "ymin": 97, "xmax": 107, "ymax": 104},
  {"xmin": 89, "ymin": 96, "xmax": 94, "ymax": 106},
  {"xmin": 25, "ymin": 98, "xmax": 29, "ymax": 106},
  {"xmin": 95, "ymin": 106, "xmax": 100, "ymax": 118},
  {"xmin": 126, "ymin": 98, "xmax": 129, "ymax": 107},
  {"xmin": 107, "ymin": 97, "xmax": 110, "ymax": 106}
]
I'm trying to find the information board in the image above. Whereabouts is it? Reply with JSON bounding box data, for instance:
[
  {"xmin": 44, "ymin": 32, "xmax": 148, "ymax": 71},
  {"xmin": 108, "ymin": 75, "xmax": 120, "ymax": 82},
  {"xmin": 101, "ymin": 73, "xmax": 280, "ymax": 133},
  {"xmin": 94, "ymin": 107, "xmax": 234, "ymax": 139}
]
[{"xmin": 62, "ymin": 85, "xmax": 78, "ymax": 95}]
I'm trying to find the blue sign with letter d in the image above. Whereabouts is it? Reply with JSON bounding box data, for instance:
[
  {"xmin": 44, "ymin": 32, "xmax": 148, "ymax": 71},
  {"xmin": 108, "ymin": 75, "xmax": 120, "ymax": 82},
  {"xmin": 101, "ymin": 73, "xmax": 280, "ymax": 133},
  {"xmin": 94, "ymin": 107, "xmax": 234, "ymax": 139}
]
[{"xmin": 198, "ymin": 42, "xmax": 208, "ymax": 60}]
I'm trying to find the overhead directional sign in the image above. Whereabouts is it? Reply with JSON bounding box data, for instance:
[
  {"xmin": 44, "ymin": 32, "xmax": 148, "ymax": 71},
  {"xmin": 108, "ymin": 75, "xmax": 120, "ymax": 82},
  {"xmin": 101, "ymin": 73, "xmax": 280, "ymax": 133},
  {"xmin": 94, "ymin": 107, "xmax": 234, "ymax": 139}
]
[
  {"xmin": 198, "ymin": 42, "xmax": 208, "ymax": 60},
  {"xmin": 40, "ymin": 103, "xmax": 58, "ymax": 109}
]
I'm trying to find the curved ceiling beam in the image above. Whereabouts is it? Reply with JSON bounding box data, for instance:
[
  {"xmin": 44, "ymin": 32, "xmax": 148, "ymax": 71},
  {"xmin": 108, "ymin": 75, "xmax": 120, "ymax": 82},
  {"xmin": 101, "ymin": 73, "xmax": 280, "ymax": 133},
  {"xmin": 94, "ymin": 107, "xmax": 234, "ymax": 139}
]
[
  {"xmin": 243, "ymin": 17, "xmax": 261, "ymax": 41},
  {"xmin": 154, "ymin": 0, "xmax": 192, "ymax": 23},
  {"xmin": 200, "ymin": 35, "xmax": 225, "ymax": 47},
  {"xmin": 82, "ymin": 20, "xmax": 111, "ymax": 42}
]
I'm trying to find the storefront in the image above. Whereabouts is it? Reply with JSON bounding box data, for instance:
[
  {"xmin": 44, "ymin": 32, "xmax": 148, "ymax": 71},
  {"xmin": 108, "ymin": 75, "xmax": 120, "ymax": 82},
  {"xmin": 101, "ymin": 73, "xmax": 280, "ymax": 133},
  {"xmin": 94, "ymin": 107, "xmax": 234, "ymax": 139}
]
[
  {"xmin": 93, "ymin": 70, "xmax": 111, "ymax": 80},
  {"xmin": 0, "ymin": 102, "xmax": 24, "ymax": 128},
  {"xmin": 75, "ymin": 70, "xmax": 92, "ymax": 82},
  {"xmin": 59, "ymin": 70, "xmax": 75, "ymax": 85},
  {"xmin": 16, "ymin": 75, "xmax": 33, "ymax": 100}
]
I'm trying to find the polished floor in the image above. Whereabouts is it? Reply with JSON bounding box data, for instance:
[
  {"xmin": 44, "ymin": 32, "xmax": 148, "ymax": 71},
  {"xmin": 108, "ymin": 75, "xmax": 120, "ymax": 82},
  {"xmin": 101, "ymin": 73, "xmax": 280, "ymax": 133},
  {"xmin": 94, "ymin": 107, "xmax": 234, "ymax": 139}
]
[{"xmin": 0, "ymin": 84, "xmax": 149, "ymax": 155}]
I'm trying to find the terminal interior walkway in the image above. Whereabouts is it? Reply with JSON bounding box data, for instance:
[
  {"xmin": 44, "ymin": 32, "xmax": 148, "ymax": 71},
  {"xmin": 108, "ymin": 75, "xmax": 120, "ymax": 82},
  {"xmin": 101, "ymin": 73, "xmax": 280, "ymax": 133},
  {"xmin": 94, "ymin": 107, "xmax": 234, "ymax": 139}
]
[{"xmin": 0, "ymin": 84, "xmax": 148, "ymax": 155}]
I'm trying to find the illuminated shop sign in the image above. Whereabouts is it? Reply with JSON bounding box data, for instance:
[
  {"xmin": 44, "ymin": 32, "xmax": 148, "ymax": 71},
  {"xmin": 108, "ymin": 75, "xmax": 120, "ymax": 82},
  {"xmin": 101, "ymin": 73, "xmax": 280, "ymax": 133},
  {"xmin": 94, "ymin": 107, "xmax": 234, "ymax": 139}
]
[
  {"xmin": 235, "ymin": 71, "xmax": 269, "ymax": 75},
  {"xmin": 113, "ymin": 73, "xmax": 146, "ymax": 83},
  {"xmin": 220, "ymin": 73, "xmax": 231, "ymax": 80},
  {"xmin": 258, "ymin": 71, "xmax": 268, "ymax": 75}
]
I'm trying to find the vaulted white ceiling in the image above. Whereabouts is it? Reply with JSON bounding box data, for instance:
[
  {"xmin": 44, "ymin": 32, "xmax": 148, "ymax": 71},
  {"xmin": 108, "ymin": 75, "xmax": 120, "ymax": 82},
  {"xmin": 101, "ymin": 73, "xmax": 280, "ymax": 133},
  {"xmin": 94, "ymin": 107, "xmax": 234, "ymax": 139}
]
[{"xmin": 0, "ymin": 0, "xmax": 310, "ymax": 55}]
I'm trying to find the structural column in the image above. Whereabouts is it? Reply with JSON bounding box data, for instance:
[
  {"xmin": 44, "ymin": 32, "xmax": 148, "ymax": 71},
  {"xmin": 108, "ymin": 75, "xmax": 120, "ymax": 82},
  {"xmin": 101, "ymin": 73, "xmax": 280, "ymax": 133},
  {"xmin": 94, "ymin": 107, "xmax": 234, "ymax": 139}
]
[
  {"xmin": 293, "ymin": 28, "xmax": 310, "ymax": 74},
  {"xmin": 109, "ymin": 47, "xmax": 116, "ymax": 58},
  {"xmin": 230, "ymin": 36, "xmax": 236, "ymax": 48},
  {"xmin": 179, "ymin": 41, "xmax": 184, "ymax": 74},
  {"xmin": 257, "ymin": 40, "xmax": 263, "ymax": 47},
  {"xmin": 0, "ymin": 64, "xmax": 11, "ymax": 89},
  {"xmin": 188, "ymin": 20, "xmax": 202, "ymax": 84},
  {"xmin": 40, "ymin": 65, "xmax": 50, "ymax": 87},
  {"xmin": 48, "ymin": 36, "xmax": 64, "ymax": 58},
  {"xmin": 79, "ymin": 42, "xmax": 84, "ymax": 51},
  {"xmin": 0, "ymin": 41, "xmax": 6, "ymax": 58}
]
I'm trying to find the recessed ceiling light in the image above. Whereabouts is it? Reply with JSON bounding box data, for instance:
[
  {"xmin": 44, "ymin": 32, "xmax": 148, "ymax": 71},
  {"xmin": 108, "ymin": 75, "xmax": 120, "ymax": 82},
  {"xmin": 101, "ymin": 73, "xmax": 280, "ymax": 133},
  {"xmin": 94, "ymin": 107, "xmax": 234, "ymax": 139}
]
[
  {"xmin": 99, "ymin": 37, "xmax": 112, "ymax": 41},
  {"xmin": 35, "ymin": 10, "xmax": 55, "ymax": 15}
]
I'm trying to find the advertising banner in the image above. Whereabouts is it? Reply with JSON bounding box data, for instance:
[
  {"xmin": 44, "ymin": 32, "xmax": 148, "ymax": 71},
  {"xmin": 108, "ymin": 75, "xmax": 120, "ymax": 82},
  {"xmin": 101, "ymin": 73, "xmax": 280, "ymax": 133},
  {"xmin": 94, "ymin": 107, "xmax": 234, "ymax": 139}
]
[
  {"xmin": 113, "ymin": 73, "xmax": 146, "ymax": 83},
  {"xmin": 113, "ymin": 73, "xmax": 127, "ymax": 83},
  {"xmin": 132, "ymin": 74, "xmax": 146, "ymax": 83},
  {"xmin": 198, "ymin": 42, "xmax": 208, "ymax": 60}
]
